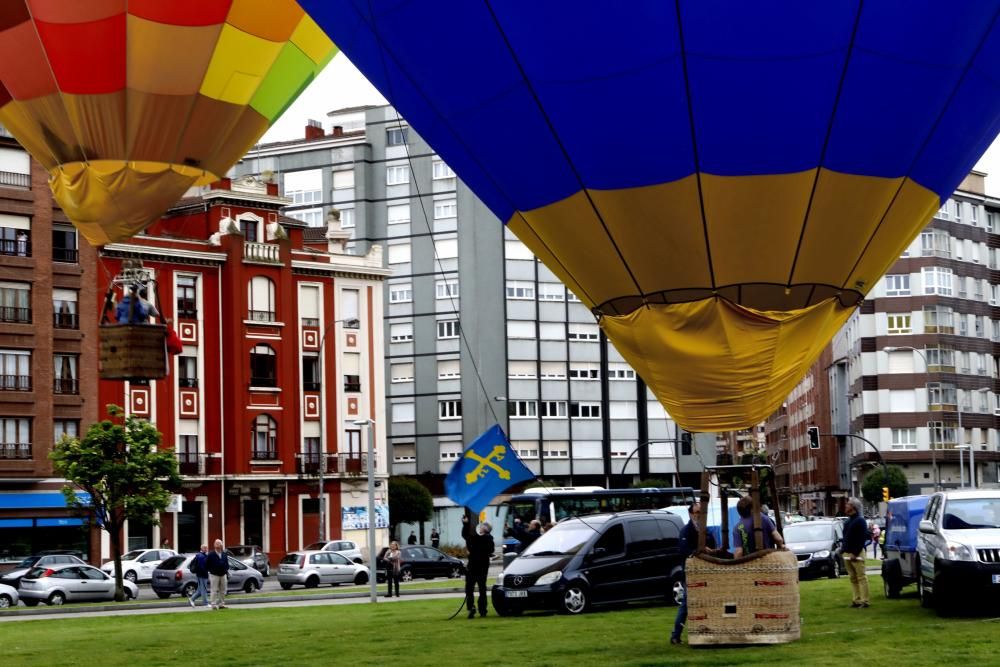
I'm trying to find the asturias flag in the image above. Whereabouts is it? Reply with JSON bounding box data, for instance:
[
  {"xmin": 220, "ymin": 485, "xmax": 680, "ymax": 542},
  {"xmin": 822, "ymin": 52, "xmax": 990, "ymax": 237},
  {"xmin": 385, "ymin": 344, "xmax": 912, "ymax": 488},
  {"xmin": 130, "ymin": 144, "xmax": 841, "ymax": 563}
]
[{"xmin": 444, "ymin": 424, "xmax": 534, "ymax": 514}]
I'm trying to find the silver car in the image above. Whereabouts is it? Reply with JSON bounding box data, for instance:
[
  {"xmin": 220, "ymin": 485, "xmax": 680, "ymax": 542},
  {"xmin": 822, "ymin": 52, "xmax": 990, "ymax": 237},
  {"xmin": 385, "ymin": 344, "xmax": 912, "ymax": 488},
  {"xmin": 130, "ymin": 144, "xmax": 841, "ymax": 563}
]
[
  {"xmin": 19, "ymin": 564, "xmax": 138, "ymax": 606},
  {"xmin": 0, "ymin": 554, "xmax": 86, "ymax": 589},
  {"xmin": 0, "ymin": 582, "xmax": 19, "ymax": 608},
  {"xmin": 303, "ymin": 540, "xmax": 364, "ymax": 564},
  {"xmin": 151, "ymin": 554, "xmax": 263, "ymax": 599},
  {"xmin": 277, "ymin": 550, "xmax": 370, "ymax": 589}
]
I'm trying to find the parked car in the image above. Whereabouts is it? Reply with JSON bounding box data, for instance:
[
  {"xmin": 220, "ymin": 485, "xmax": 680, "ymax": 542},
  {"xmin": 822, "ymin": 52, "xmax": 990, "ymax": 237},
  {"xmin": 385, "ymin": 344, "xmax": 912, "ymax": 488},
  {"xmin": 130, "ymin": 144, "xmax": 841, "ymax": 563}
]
[
  {"xmin": 881, "ymin": 495, "xmax": 930, "ymax": 598},
  {"xmin": 375, "ymin": 545, "xmax": 465, "ymax": 583},
  {"xmin": 100, "ymin": 548, "xmax": 176, "ymax": 583},
  {"xmin": 19, "ymin": 564, "xmax": 138, "ymax": 606},
  {"xmin": 151, "ymin": 554, "xmax": 263, "ymax": 599},
  {"xmin": 227, "ymin": 545, "xmax": 271, "ymax": 576},
  {"xmin": 277, "ymin": 550, "xmax": 370, "ymax": 589},
  {"xmin": 916, "ymin": 489, "xmax": 1000, "ymax": 611},
  {"xmin": 491, "ymin": 510, "xmax": 686, "ymax": 616},
  {"xmin": 0, "ymin": 554, "xmax": 86, "ymax": 589},
  {"xmin": 784, "ymin": 520, "xmax": 845, "ymax": 579},
  {"xmin": 0, "ymin": 582, "xmax": 19, "ymax": 609},
  {"xmin": 303, "ymin": 540, "xmax": 363, "ymax": 564}
]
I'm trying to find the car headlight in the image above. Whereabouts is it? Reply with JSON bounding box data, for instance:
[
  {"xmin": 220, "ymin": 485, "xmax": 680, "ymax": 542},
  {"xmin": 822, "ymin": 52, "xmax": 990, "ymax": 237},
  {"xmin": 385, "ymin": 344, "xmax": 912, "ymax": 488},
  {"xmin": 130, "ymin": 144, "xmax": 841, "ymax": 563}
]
[
  {"xmin": 535, "ymin": 571, "xmax": 562, "ymax": 586},
  {"xmin": 945, "ymin": 541, "xmax": 975, "ymax": 561},
  {"xmin": 813, "ymin": 550, "xmax": 831, "ymax": 559}
]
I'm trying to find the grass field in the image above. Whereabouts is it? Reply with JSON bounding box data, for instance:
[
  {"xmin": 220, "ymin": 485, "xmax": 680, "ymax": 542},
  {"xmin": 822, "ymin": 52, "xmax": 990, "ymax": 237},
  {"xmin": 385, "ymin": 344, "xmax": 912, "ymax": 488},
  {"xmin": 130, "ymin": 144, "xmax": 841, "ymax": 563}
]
[{"xmin": 1, "ymin": 575, "xmax": 997, "ymax": 667}]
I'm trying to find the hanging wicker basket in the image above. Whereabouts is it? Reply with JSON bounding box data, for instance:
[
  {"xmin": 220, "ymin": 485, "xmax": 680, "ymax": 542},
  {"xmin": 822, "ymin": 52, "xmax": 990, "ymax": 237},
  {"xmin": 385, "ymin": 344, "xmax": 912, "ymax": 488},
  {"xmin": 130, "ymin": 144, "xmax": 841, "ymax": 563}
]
[{"xmin": 99, "ymin": 324, "xmax": 168, "ymax": 380}]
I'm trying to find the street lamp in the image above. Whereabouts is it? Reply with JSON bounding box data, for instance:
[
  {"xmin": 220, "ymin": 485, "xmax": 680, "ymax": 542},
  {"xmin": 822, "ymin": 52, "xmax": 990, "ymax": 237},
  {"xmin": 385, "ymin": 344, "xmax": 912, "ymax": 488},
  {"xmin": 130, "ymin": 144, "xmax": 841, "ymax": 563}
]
[
  {"xmin": 883, "ymin": 346, "xmax": 936, "ymax": 490},
  {"xmin": 353, "ymin": 417, "xmax": 378, "ymax": 603},
  {"xmin": 315, "ymin": 316, "xmax": 361, "ymax": 542},
  {"xmin": 956, "ymin": 444, "xmax": 970, "ymax": 488}
]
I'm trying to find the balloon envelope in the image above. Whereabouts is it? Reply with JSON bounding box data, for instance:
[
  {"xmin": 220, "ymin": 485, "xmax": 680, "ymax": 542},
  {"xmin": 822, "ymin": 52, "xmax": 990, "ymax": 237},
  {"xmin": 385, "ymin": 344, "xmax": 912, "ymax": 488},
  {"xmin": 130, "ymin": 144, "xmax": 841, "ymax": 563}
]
[
  {"xmin": 0, "ymin": 0, "xmax": 335, "ymax": 246},
  {"xmin": 302, "ymin": 0, "xmax": 1000, "ymax": 431}
]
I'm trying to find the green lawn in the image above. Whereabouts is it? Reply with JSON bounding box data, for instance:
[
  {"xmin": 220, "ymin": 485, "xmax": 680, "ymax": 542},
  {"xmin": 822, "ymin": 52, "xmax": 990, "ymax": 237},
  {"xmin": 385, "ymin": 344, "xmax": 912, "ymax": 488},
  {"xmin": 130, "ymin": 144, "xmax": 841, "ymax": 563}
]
[{"xmin": 1, "ymin": 576, "xmax": 997, "ymax": 667}]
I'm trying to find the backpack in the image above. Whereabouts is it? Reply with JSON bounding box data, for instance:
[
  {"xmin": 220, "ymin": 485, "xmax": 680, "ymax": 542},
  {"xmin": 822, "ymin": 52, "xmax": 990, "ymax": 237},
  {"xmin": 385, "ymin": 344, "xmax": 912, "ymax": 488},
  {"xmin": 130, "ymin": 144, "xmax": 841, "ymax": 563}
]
[{"xmin": 189, "ymin": 555, "xmax": 201, "ymax": 575}]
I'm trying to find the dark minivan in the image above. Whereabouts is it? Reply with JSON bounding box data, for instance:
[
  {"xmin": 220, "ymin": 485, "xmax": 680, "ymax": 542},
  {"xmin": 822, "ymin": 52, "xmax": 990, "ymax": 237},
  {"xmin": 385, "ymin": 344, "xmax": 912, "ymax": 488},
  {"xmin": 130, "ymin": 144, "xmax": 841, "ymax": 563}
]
[{"xmin": 491, "ymin": 510, "xmax": 685, "ymax": 616}]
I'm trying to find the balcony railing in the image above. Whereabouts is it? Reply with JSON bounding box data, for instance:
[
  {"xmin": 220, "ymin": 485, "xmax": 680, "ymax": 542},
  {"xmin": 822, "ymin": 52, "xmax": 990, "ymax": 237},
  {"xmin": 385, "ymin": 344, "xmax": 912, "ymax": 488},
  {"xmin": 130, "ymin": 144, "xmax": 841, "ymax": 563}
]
[
  {"xmin": 176, "ymin": 452, "xmax": 201, "ymax": 475},
  {"xmin": 249, "ymin": 376, "xmax": 276, "ymax": 388},
  {"xmin": 0, "ymin": 306, "xmax": 30, "ymax": 324},
  {"xmin": 0, "ymin": 443, "xmax": 31, "ymax": 460},
  {"xmin": 176, "ymin": 307, "xmax": 198, "ymax": 319},
  {"xmin": 178, "ymin": 377, "xmax": 199, "ymax": 388},
  {"xmin": 53, "ymin": 311, "xmax": 79, "ymax": 329},
  {"xmin": 248, "ymin": 310, "xmax": 275, "ymax": 323},
  {"xmin": 53, "ymin": 247, "xmax": 78, "ymax": 263},
  {"xmin": 303, "ymin": 381, "xmax": 321, "ymax": 391},
  {"xmin": 0, "ymin": 375, "xmax": 31, "ymax": 391},
  {"xmin": 297, "ymin": 452, "xmax": 323, "ymax": 475},
  {"xmin": 53, "ymin": 378, "xmax": 79, "ymax": 394},
  {"xmin": 0, "ymin": 171, "xmax": 30, "ymax": 188},
  {"xmin": 251, "ymin": 449, "xmax": 277, "ymax": 461},
  {"xmin": 296, "ymin": 452, "xmax": 370, "ymax": 475},
  {"xmin": 244, "ymin": 241, "xmax": 280, "ymax": 263},
  {"xmin": 0, "ymin": 239, "xmax": 30, "ymax": 257}
]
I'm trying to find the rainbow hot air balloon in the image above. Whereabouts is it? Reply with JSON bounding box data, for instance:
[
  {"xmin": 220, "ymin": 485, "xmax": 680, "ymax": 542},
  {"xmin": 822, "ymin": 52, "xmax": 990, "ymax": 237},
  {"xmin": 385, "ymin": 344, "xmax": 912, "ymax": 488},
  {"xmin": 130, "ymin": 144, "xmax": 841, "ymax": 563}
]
[
  {"xmin": 300, "ymin": 0, "xmax": 1000, "ymax": 431},
  {"xmin": 0, "ymin": 0, "xmax": 335, "ymax": 247}
]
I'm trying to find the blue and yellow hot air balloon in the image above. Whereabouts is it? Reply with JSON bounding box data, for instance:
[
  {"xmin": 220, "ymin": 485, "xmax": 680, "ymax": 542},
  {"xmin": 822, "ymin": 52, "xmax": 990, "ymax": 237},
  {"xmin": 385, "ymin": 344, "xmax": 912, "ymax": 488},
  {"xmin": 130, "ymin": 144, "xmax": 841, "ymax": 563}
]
[
  {"xmin": 0, "ymin": 0, "xmax": 335, "ymax": 247},
  {"xmin": 301, "ymin": 0, "xmax": 1000, "ymax": 431}
]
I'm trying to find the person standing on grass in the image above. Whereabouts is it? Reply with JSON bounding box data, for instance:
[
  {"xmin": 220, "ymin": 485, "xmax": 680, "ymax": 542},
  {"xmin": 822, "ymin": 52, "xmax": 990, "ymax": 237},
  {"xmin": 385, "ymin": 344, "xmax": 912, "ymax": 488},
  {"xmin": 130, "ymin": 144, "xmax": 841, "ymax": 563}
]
[
  {"xmin": 670, "ymin": 501, "xmax": 717, "ymax": 645},
  {"xmin": 842, "ymin": 497, "xmax": 870, "ymax": 608},
  {"xmin": 870, "ymin": 523, "xmax": 881, "ymax": 559},
  {"xmin": 384, "ymin": 541, "xmax": 403, "ymax": 598},
  {"xmin": 189, "ymin": 544, "xmax": 210, "ymax": 608},
  {"xmin": 462, "ymin": 513, "xmax": 494, "ymax": 619},
  {"xmin": 206, "ymin": 539, "xmax": 230, "ymax": 609}
]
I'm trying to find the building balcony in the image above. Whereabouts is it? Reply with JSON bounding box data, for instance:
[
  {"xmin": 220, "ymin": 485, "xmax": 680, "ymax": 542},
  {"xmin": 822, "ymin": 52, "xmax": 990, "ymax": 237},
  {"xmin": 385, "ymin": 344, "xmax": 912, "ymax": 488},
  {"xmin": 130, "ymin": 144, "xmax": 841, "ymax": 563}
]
[
  {"xmin": 53, "ymin": 247, "xmax": 78, "ymax": 263},
  {"xmin": 53, "ymin": 378, "xmax": 79, "ymax": 395},
  {"xmin": 0, "ymin": 442, "xmax": 31, "ymax": 459},
  {"xmin": 53, "ymin": 311, "xmax": 79, "ymax": 329},
  {"xmin": 251, "ymin": 449, "xmax": 277, "ymax": 461},
  {"xmin": 176, "ymin": 307, "xmax": 198, "ymax": 320},
  {"xmin": 295, "ymin": 452, "xmax": 370, "ymax": 476},
  {"xmin": 0, "ymin": 170, "xmax": 29, "ymax": 188},
  {"xmin": 247, "ymin": 310, "xmax": 275, "ymax": 323},
  {"xmin": 178, "ymin": 377, "xmax": 199, "ymax": 388},
  {"xmin": 244, "ymin": 241, "xmax": 280, "ymax": 263},
  {"xmin": 0, "ymin": 239, "xmax": 30, "ymax": 257},
  {"xmin": 0, "ymin": 307, "xmax": 31, "ymax": 324},
  {"xmin": 176, "ymin": 452, "xmax": 202, "ymax": 476},
  {"xmin": 0, "ymin": 375, "xmax": 31, "ymax": 391}
]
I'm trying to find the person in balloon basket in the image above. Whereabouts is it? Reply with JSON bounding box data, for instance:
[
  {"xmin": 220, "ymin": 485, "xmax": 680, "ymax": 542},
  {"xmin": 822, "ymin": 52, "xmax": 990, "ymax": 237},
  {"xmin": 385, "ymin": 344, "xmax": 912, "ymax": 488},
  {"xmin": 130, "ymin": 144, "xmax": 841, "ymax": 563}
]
[
  {"xmin": 670, "ymin": 501, "xmax": 717, "ymax": 645},
  {"xmin": 461, "ymin": 513, "xmax": 494, "ymax": 619},
  {"xmin": 842, "ymin": 497, "xmax": 870, "ymax": 608},
  {"xmin": 206, "ymin": 539, "xmax": 230, "ymax": 610},
  {"xmin": 732, "ymin": 495, "xmax": 785, "ymax": 558},
  {"xmin": 115, "ymin": 284, "xmax": 160, "ymax": 324}
]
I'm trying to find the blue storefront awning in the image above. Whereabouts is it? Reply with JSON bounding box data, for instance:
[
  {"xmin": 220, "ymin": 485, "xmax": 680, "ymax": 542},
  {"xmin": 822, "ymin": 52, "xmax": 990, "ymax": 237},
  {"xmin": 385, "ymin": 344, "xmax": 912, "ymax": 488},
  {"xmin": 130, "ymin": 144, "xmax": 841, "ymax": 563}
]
[
  {"xmin": 0, "ymin": 492, "xmax": 92, "ymax": 509},
  {"xmin": 0, "ymin": 518, "xmax": 32, "ymax": 528}
]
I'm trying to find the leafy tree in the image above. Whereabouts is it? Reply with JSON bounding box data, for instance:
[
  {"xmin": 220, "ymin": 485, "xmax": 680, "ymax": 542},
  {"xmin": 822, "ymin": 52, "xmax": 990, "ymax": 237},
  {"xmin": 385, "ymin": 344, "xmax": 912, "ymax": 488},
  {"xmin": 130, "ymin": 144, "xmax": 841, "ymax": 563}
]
[
  {"xmin": 861, "ymin": 465, "xmax": 909, "ymax": 504},
  {"xmin": 631, "ymin": 478, "xmax": 676, "ymax": 489},
  {"xmin": 50, "ymin": 405, "xmax": 181, "ymax": 601},
  {"xmin": 388, "ymin": 477, "xmax": 433, "ymax": 540}
]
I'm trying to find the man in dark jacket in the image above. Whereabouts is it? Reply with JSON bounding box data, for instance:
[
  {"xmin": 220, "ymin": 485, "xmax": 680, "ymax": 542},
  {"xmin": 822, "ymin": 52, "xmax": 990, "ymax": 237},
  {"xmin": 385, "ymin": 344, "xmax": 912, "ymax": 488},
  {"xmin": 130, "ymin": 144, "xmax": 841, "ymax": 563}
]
[
  {"xmin": 842, "ymin": 497, "xmax": 870, "ymax": 608},
  {"xmin": 511, "ymin": 518, "xmax": 542, "ymax": 552},
  {"xmin": 670, "ymin": 501, "xmax": 717, "ymax": 645},
  {"xmin": 462, "ymin": 513, "xmax": 495, "ymax": 619},
  {"xmin": 189, "ymin": 544, "xmax": 210, "ymax": 608},
  {"xmin": 206, "ymin": 539, "xmax": 230, "ymax": 610}
]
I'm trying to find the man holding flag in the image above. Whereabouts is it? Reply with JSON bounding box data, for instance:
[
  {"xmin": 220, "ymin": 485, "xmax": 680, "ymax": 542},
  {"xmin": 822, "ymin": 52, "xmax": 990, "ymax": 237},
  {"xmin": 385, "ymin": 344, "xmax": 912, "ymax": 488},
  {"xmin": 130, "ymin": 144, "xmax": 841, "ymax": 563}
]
[{"xmin": 445, "ymin": 424, "xmax": 534, "ymax": 619}]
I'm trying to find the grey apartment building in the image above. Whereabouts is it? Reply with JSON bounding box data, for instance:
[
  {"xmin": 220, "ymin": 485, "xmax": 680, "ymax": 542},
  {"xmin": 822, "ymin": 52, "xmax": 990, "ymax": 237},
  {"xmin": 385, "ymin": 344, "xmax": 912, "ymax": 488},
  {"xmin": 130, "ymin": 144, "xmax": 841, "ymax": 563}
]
[{"xmin": 235, "ymin": 106, "xmax": 708, "ymax": 492}]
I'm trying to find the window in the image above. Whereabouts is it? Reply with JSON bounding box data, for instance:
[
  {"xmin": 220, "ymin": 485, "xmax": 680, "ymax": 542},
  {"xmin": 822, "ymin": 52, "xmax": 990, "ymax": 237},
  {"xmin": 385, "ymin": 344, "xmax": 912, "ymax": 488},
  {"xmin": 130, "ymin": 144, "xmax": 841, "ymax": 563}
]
[
  {"xmin": 439, "ymin": 400, "xmax": 462, "ymax": 419},
  {"xmin": 922, "ymin": 267, "xmax": 953, "ymax": 295},
  {"xmin": 387, "ymin": 204, "xmax": 410, "ymax": 225},
  {"xmin": 339, "ymin": 208, "xmax": 355, "ymax": 228},
  {"xmin": 251, "ymin": 415, "xmax": 277, "ymax": 459},
  {"xmin": 343, "ymin": 353, "xmax": 361, "ymax": 392},
  {"xmin": 507, "ymin": 360, "xmax": 536, "ymax": 378},
  {"xmin": 569, "ymin": 364, "xmax": 600, "ymax": 380},
  {"xmin": 389, "ymin": 283, "xmax": 413, "ymax": 304},
  {"xmin": 332, "ymin": 170, "xmax": 355, "ymax": 190},
  {"xmin": 440, "ymin": 441, "xmax": 463, "ymax": 461},
  {"xmin": 0, "ymin": 281, "xmax": 30, "ymax": 323},
  {"xmin": 540, "ymin": 401, "xmax": 567, "ymax": 418},
  {"xmin": 386, "ymin": 165, "xmax": 409, "ymax": 185},
  {"xmin": 0, "ymin": 417, "xmax": 31, "ymax": 460},
  {"xmin": 513, "ymin": 441, "xmax": 539, "ymax": 458},
  {"xmin": 52, "ymin": 225, "xmax": 78, "ymax": 263},
  {"xmin": 570, "ymin": 402, "xmax": 601, "ymax": 418},
  {"xmin": 920, "ymin": 231, "xmax": 950, "ymax": 258},
  {"xmin": 925, "ymin": 346, "xmax": 955, "ymax": 372},
  {"xmin": 53, "ymin": 289, "xmax": 78, "ymax": 329},
  {"xmin": 54, "ymin": 420, "xmax": 79, "ymax": 444},
  {"xmin": 928, "ymin": 382, "xmax": 957, "ymax": 408},
  {"xmin": 433, "ymin": 199, "xmax": 457, "ymax": 219},
  {"xmin": 0, "ymin": 215, "xmax": 30, "ymax": 257},
  {"xmin": 392, "ymin": 402, "xmax": 415, "ymax": 423},
  {"xmin": 388, "ymin": 244, "xmax": 411, "ymax": 265},
  {"xmin": 389, "ymin": 322, "xmax": 413, "ymax": 343},
  {"xmin": 178, "ymin": 356, "xmax": 198, "ymax": 388},
  {"xmin": 543, "ymin": 441, "xmax": 569, "ymax": 459},
  {"xmin": 436, "ymin": 280, "xmax": 459, "ymax": 299},
  {"xmin": 301, "ymin": 355, "xmax": 320, "ymax": 390},
  {"xmin": 886, "ymin": 314, "xmax": 911, "ymax": 335},
  {"xmin": 884, "ymin": 274, "xmax": 910, "ymax": 296},
  {"xmin": 249, "ymin": 345, "xmax": 277, "ymax": 387},
  {"xmin": 608, "ymin": 363, "xmax": 636, "ymax": 380},
  {"xmin": 924, "ymin": 306, "xmax": 954, "ymax": 334},
  {"xmin": 609, "ymin": 401, "xmax": 637, "ymax": 419},
  {"xmin": 988, "ymin": 211, "xmax": 996, "ymax": 233},
  {"xmin": 437, "ymin": 320, "xmax": 460, "ymax": 339},
  {"xmin": 390, "ymin": 363, "xmax": 414, "ymax": 383},
  {"xmin": 284, "ymin": 169, "xmax": 322, "ymax": 204},
  {"xmin": 386, "ymin": 128, "xmax": 408, "ymax": 146},
  {"xmin": 176, "ymin": 276, "xmax": 197, "ymax": 319},
  {"xmin": 53, "ymin": 354, "xmax": 78, "ymax": 394},
  {"xmin": 506, "ymin": 321, "xmax": 534, "ymax": 339},
  {"xmin": 434, "ymin": 238, "xmax": 458, "ymax": 259},
  {"xmin": 437, "ymin": 359, "xmax": 460, "ymax": 379},
  {"xmin": 538, "ymin": 283, "xmax": 565, "ymax": 301},
  {"xmin": 506, "ymin": 281, "xmax": 535, "ymax": 299},
  {"xmin": 568, "ymin": 324, "xmax": 600, "ymax": 341},
  {"xmin": 539, "ymin": 362, "xmax": 566, "ymax": 379},
  {"xmin": 505, "ymin": 240, "xmax": 534, "ymax": 260},
  {"xmin": 567, "ymin": 291, "xmax": 581, "ymax": 302},
  {"xmin": 393, "ymin": 443, "xmax": 416, "ymax": 463},
  {"xmin": 241, "ymin": 218, "xmax": 259, "ymax": 242},
  {"xmin": 248, "ymin": 276, "xmax": 275, "ymax": 321},
  {"xmin": 0, "ymin": 350, "xmax": 30, "ymax": 391},
  {"xmin": 432, "ymin": 160, "xmax": 455, "ymax": 179},
  {"xmin": 287, "ymin": 209, "xmax": 323, "ymax": 227},
  {"xmin": 508, "ymin": 400, "xmax": 538, "ymax": 418},
  {"xmin": 539, "ymin": 323, "xmax": 564, "ymax": 340}
]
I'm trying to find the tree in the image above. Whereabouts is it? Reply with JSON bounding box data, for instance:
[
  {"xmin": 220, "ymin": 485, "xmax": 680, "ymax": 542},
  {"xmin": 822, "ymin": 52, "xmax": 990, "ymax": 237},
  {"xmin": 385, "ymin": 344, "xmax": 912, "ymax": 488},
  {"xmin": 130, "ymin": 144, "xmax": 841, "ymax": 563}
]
[
  {"xmin": 50, "ymin": 405, "xmax": 181, "ymax": 601},
  {"xmin": 861, "ymin": 465, "xmax": 909, "ymax": 504},
  {"xmin": 388, "ymin": 477, "xmax": 432, "ymax": 540}
]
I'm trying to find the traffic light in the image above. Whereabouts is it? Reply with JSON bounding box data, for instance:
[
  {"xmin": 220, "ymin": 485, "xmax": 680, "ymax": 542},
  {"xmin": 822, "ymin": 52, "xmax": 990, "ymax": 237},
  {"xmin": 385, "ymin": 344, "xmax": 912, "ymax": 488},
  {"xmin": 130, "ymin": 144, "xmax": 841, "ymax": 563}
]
[
  {"xmin": 882, "ymin": 487, "xmax": 890, "ymax": 502},
  {"xmin": 807, "ymin": 426, "xmax": 820, "ymax": 449}
]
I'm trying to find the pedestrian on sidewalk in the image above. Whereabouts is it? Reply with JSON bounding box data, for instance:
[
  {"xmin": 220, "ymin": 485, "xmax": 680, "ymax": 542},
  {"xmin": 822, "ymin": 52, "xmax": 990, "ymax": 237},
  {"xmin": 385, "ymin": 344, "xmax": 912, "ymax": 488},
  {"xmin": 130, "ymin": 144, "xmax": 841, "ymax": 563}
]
[
  {"xmin": 843, "ymin": 497, "xmax": 870, "ymax": 608},
  {"xmin": 206, "ymin": 539, "xmax": 230, "ymax": 609},
  {"xmin": 189, "ymin": 544, "xmax": 210, "ymax": 608},
  {"xmin": 384, "ymin": 541, "xmax": 403, "ymax": 598}
]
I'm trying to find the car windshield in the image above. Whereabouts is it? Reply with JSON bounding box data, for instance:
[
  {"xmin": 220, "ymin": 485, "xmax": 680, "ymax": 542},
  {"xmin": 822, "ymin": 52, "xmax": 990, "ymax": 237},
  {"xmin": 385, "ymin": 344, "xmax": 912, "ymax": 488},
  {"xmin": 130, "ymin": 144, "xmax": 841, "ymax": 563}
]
[
  {"xmin": 121, "ymin": 550, "xmax": 145, "ymax": 561},
  {"xmin": 520, "ymin": 521, "xmax": 602, "ymax": 557},
  {"xmin": 230, "ymin": 547, "xmax": 253, "ymax": 557},
  {"xmin": 785, "ymin": 524, "xmax": 834, "ymax": 542},
  {"xmin": 16, "ymin": 556, "xmax": 40, "ymax": 569},
  {"xmin": 159, "ymin": 556, "xmax": 186, "ymax": 569},
  {"xmin": 943, "ymin": 497, "xmax": 1000, "ymax": 529}
]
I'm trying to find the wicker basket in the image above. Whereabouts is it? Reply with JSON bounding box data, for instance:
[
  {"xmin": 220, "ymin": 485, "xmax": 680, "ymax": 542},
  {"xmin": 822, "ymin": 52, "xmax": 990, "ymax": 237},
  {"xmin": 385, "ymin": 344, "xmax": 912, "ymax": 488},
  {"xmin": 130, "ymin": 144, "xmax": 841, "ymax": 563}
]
[
  {"xmin": 99, "ymin": 324, "xmax": 168, "ymax": 380},
  {"xmin": 686, "ymin": 548, "xmax": 800, "ymax": 646}
]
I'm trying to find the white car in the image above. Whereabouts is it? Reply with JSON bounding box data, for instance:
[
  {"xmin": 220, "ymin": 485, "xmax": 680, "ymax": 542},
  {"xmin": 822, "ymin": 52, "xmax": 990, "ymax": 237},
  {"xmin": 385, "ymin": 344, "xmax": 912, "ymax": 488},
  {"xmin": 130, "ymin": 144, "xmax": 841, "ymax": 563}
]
[
  {"xmin": 100, "ymin": 548, "xmax": 176, "ymax": 583},
  {"xmin": 20, "ymin": 564, "xmax": 138, "ymax": 606},
  {"xmin": 304, "ymin": 540, "xmax": 364, "ymax": 564},
  {"xmin": 0, "ymin": 582, "xmax": 19, "ymax": 608}
]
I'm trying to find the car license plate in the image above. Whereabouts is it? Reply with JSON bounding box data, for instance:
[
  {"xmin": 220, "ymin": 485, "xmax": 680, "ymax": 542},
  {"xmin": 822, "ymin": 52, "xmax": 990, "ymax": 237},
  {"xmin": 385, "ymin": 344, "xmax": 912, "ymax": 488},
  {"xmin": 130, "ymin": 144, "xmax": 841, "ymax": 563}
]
[
  {"xmin": 992, "ymin": 574, "xmax": 1000, "ymax": 584},
  {"xmin": 506, "ymin": 590, "xmax": 527, "ymax": 598},
  {"xmin": 797, "ymin": 560, "xmax": 806, "ymax": 568}
]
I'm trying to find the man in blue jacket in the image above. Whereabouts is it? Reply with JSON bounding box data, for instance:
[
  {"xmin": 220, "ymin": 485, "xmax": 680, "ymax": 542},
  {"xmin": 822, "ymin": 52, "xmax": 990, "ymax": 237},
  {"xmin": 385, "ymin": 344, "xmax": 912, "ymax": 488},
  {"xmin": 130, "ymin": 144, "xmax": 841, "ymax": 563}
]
[
  {"xmin": 189, "ymin": 544, "xmax": 210, "ymax": 608},
  {"xmin": 670, "ymin": 501, "xmax": 717, "ymax": 645},
  {"xmin": 842, "ymin": 497, "xmax": 870, "ymax": 608},
  {"xmin": 206, "ymin": 539, "xmax": 230, "ymax": 610}
]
